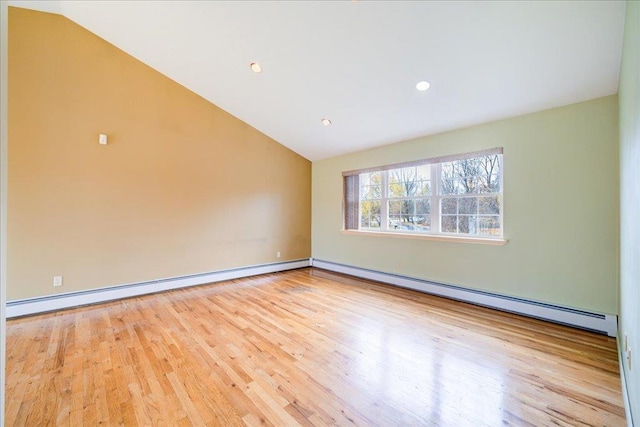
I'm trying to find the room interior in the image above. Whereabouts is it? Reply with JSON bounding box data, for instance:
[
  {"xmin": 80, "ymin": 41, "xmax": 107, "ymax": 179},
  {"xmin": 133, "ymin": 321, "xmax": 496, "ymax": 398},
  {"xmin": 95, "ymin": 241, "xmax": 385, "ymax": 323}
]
[{"xmin": 0, "ymin": 0, "xmax": 638, "ymax": 425}]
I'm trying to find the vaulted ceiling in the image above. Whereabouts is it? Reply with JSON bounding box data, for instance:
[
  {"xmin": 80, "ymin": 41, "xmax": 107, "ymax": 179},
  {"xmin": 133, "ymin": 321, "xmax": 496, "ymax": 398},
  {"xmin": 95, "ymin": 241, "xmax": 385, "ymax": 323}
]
[{"xmin": 9, "ymin": 1, "xmax": 627, "ymax": 160}]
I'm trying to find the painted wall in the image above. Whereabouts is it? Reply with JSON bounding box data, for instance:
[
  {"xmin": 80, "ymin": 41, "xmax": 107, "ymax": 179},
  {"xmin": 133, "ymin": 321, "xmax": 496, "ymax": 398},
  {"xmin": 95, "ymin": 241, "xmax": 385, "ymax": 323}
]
[
  {"xmin": 618, "ymin": 0, "xmax": 639, "ymax": 423},
  {"xmin": 1, "ymin": 1, "xmax": 8, "ymax": 424},
  {"xmin": 313, "ymin": 95, "xmax": 619, "ymax": 314},
  {"xmin": 7, "ymin": 7, "xmax": 311, "ymax": 300}
]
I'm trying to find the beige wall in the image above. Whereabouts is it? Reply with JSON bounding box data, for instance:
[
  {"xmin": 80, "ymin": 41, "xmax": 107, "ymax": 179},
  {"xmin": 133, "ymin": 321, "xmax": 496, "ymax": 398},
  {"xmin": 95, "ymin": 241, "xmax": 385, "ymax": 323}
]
[
  {"xmin": 1, "ymin": 0, "xmax": 8, "ymax": 423},
  {"xmin": 8, "ymin": 7, "xmax": 311, "ymax": 300},
  {"xmin": 313, "ymin": 95, "xmax": 619, "ymax": 314},
  {"xmin": 619, "ymin": 0, "xmax": 639, "ymax": 422}
]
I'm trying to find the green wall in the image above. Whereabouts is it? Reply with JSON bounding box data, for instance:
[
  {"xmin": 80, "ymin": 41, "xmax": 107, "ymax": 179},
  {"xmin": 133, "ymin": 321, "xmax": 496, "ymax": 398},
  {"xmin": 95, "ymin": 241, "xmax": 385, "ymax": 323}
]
[
  {"xmin": 312, "ymin": 95, "xmax": 619, "ymax": 314},
  {"xmin": 619, "ymin": 0, "xmax": 639, "ymax": 423}
]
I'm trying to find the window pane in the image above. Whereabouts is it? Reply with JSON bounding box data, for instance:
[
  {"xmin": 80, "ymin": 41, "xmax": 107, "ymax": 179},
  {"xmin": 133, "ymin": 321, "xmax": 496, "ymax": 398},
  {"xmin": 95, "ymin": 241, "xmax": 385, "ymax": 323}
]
[
  {"xmin": 389, "ymin": 200, "xmax": 403, "ymax": 215},
  {"xmin": 416, "ymin": 199, "xmax": 430, "ymax": 215},
  {"xmin": 361, "ymin": 185, "xmax": 382, "ymax": 200},
  {"xmin": 390, "ymin": 215, "xmax": 408, "ymax": 230},
  {"xmin": 360, "ymin": 172, "xmax": 382, "ymax": 200},
  {"xmin": 459, "ymin": 177, "xmax": 478, "ymax": 194},
  {"xmin": 440, "ymin": 155, "xmax": 501, "ymax": 196},
  {"xmin": 440, "ymin": 161, "xmax": 459, "ymax": 178},
  {"xmin": 479, "ymin": 216, "xmax": 501, "ymax": 235},
  {"xmin": 477, "ymin": 155, "xmax": 501, "ymax": 192},
  {"xmin": 390, "ymin": 200, "xmax": 414, "ymax": 216},
  {"xmin": 390, "ymin": 214, "xmax": 430, "ymax": 232},
  {"xmin": 479, "ymin": 196, "xmax": 500, "ymax": 215},
  {"xmin": 388, "ymin": 180, "xmax": 404, "ymax": 198},
  {"xmin": 458, "ymin": 215, "xmax": 469, "ymax": 233},
  {"xmin": 404, "ymin": 199, "xmax": 416, "ymax": 214},
  {"xmin": 442, "ymin": 158, "xmax": 479, "ymax": 180},
  {"xmin": 416, "ymin": 180, "xmax": 431, "ymax": 196},
  {"xmin": 388, "ymin": 167, "xmax": 410, "ymax": 197},
  {"xmin": 361, "ymin": 171, "xmax": 382, "ymax": 186},
  {"xmin": 458, "ymin": 215, "xmax": 478, "ymax": 235},
  {"xmin": 441, "ymin": 215, "xmax": 457, "ymax": 233},
  {"xmin": 389, "ymin": 218, "xmax": 400, "ymax": 229},
  {"xmin": 389, "ymin": 197, "xmax": 430, "ymax": 232},
  {"xmin": 416, "ymin": 215, "xmax": 430, "ymax": 229},
  {"xmin": 416, "ymin": 165, "xmax": 431, "ymax": 195},
  {"xmin": 440, "ymin": 178, "xmax": 458, "ymax": 195},
  {"xmin": 459, "ymin": 198, "xmax": 477, "ymax": 215},
  {"xmin": 441, "ymin": 178, "xmax": 479, "ymax": 194},
  {"xmin": 416, "ymin": 164, "xmax": 430, "ymax": 180},
  {"xmin": 478, "ymin": 174, "xmax": 500, "ymax": 193},
  {"xmin": 361, "ymin": 200, "xmax": 381, "ymax": 215},
  {"xmin": 360, "ymin": 200, "xmax": 381, "ymax": 229},
  {"xmin": 441, "ymin": 198, "xmax": 457, "ymax": 215},
  {"xmin": 390, "ymin": 215, "xmax": 407, "ymax": 229},
  {"xmin": 388, "ymin": 166, "xmax": 430, "ymax": 198}
]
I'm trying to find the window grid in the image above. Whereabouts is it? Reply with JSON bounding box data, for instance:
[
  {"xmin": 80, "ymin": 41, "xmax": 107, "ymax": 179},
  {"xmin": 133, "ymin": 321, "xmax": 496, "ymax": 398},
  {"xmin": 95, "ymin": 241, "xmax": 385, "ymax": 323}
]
[{"xmin": 357, "ymin": 155, "xmax": 503, "ymax": 238}]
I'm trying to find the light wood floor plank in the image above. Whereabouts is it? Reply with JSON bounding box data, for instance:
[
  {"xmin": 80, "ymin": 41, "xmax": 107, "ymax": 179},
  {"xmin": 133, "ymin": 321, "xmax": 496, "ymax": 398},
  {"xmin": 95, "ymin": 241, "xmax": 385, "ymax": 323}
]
[{"xmin": 5, "ymin": 268, "xmax": 626, "ymax": 426}]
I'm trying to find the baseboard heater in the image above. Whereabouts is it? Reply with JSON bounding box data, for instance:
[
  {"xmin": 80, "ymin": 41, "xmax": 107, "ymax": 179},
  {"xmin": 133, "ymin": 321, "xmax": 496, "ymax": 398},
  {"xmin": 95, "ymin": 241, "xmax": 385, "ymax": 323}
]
[
  {"xmin": 311, "ymin": 259, "xmax": 617, "ymax": 337},
  {"xmin": 6, "ymin": 259, "xmax": 311, "ymax": 318}
]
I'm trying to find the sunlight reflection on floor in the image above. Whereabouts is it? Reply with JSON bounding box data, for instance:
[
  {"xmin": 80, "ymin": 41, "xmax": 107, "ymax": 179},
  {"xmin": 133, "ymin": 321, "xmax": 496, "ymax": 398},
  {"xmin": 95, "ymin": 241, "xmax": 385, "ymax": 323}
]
[{"xmin": 350, "ymin": 315, "xmax": 506, "ymax": 425}]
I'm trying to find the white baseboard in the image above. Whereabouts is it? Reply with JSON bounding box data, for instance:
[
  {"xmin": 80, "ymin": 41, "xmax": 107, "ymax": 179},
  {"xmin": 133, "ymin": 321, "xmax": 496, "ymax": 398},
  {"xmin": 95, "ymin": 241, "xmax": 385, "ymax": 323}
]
[
  {"xmin": 619, "ymin": 335, "xmax": 635, "ymax": 427},
  {"xmin": 7, "ymin": 258, "xmax": 618, "ymax": 338},
  {"xmin": 312, "ymin": 259, "xmax": 617, "ymax": 337},
  {"xmin": 6, "ymin": 259, "xmax": 311, "ymax": 318}
]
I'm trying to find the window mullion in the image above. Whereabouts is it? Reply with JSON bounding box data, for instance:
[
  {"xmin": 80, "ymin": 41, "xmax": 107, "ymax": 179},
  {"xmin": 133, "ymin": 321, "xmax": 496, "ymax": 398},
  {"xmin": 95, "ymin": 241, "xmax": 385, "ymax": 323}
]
[
  {"xmin": 381, "ymin": 171, "xmax": 389, "ymax": 231},
  {"xmin": 499, "ymin": 157, "xmax": 504, "ymax": 235},
  {"xmin": 431, "ymin": 163, "xmax": 439, "ymax": 235}
]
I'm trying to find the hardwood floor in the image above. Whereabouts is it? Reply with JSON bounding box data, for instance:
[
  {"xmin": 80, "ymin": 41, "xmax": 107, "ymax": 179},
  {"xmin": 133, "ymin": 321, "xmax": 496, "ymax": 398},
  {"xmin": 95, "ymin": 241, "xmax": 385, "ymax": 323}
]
[{"xmin": 5, "ymin": 268, "xmax": 625, "ymax": 426}]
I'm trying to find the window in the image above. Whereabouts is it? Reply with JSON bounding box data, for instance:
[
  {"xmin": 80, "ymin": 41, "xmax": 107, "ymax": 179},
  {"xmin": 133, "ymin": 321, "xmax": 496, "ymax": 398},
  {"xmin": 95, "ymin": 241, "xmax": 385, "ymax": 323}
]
[{"xmin": 343, "ymin": 148, "xmax": 503, "ymax": 238}]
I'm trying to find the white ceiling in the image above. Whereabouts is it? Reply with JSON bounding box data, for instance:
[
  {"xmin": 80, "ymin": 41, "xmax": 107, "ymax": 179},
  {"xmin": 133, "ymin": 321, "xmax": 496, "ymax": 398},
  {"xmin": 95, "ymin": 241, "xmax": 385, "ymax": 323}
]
[{"xmin": 9, "ymin": 1, "xmax": 627, "ymax": 161}]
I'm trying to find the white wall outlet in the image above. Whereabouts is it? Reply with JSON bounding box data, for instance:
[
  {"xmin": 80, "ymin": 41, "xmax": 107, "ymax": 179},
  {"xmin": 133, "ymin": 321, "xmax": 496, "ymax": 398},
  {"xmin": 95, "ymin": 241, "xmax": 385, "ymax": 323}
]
[
  {"xmin": 627, "ymin": 349, "xmax": 632, "ymax": 370},
  {"xmin": 99, "ymin": 133, "xmax": 108, "ymax": 145},
  {"xmin": 53, "ymin": 275, "xmax": 63, "ymax": 287},
  {"xmin": 276, "ymin": 251, "xmax": 281, "ymax": 258}
]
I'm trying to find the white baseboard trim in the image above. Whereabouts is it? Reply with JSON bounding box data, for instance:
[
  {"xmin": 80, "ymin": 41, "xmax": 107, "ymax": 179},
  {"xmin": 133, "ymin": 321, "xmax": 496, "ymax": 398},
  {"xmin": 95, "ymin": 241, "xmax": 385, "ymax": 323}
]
[
  {"xmin": 312, "ymin": 259, "xmax": 618, "ymax": 337},
  {"xmin": 619, "ymin": 336, "xmax": 635, "ymax": 427},
  {"xmin": 6, "ymin": 259, "xmax": 311, "ymax": 318}
]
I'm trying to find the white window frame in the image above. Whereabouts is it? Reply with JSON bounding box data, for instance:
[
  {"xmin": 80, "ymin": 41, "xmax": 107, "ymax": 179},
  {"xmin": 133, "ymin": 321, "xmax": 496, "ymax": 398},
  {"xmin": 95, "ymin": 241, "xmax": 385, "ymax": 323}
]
[
  {"xmin": 345, "ymin": 149, "xmax": 504, "ymax": 240},
  {"xmin": 434, "ymin": 162, "xmax": 503, "ymax": 237}
]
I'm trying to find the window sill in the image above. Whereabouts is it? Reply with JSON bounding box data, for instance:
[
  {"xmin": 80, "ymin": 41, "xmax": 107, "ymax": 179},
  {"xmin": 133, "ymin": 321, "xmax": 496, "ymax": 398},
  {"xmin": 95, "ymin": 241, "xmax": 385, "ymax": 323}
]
[{"xmin": 341, "ymin": 229, "xmax": 508, "ymax": 246}]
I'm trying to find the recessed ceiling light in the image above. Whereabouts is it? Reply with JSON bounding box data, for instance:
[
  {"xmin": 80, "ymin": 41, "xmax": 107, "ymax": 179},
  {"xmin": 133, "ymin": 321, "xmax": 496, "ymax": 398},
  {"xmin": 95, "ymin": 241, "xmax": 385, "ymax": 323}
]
[
  {"xmin": 416, "ymin": 81, "xmax": 431, "ymax": 91},
  {"xmin": 321, "ymin": 118, "xmax": 332, "ymax": 126},
  {"xmin": 250, "ymin": 62, "xmax": 262, "ymax": 73}
]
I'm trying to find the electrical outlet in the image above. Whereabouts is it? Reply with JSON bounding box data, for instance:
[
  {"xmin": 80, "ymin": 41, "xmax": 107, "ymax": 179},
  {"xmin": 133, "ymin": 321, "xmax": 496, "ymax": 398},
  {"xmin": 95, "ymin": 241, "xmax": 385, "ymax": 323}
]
[
  {"xmin": 627, "ymin": 349, "xmax": 632, "ymax": 370},
  {"xmin": 276, "ymin": 251, "xmax": 281, "ymax": 258},
  {"xmin": 53, "ymin": 275, "xmax": 63, "ymax": 287}
]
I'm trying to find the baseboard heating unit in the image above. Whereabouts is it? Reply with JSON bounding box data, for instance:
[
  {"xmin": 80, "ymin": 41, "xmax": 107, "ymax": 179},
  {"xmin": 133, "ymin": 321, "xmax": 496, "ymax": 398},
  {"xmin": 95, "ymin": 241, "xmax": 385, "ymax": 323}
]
[
  {"xmin": 311, "ymin": 259, "xmax": 617, "ymax": 337},
  {"xmin": 6, "ymin": 259, "xmax": 311, "ymax": 318}
]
